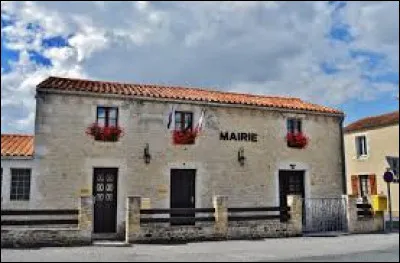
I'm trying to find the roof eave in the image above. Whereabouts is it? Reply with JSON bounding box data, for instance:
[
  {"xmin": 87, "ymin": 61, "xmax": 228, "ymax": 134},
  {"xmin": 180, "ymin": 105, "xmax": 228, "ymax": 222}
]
[
  {"xmin": 36, "ymin": 88, "xmax": 344, "ymax": 117},
  {"xmin": 344, "ymin": 122, "xmax": 399, "ymax": 134},
  {"xmin": 1, "ymin": 155, "xmax": 34, "ymax": 160}
]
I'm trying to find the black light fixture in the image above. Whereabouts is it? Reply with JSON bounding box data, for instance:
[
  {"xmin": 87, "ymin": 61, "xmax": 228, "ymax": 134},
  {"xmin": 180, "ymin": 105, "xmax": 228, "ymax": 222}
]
[
  {"xmin": 238, "ymin": 147, "xmax": 245, "ymax": 166},
  {"xmin": 144, "ymin": 143, "xmax": 151, "ymax": 164}
]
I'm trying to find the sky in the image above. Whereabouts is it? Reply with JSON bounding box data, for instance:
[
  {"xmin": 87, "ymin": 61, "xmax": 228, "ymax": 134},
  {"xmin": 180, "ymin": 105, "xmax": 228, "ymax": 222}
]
[{"xmin": 1, "ymin": 1, "xmax": 399, "ymax": 134}]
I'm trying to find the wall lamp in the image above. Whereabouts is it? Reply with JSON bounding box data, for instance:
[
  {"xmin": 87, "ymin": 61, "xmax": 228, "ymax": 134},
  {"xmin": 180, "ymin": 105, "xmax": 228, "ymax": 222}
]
[
  {"xmin": 144, "ymin": 143, "xmax": 151, "ymax": 164},
  {"xmin": 238, "ymin": 147, "xmax": 246, "ymax": 166}
]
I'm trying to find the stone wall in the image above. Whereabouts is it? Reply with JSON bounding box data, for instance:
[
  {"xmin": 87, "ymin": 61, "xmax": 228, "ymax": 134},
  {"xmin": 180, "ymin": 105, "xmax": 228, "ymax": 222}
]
[
  {"xmin": 227, "ymin": 220, "xmax": 295, "ymax": 239},
  {"xmin": 227, "ymin": 195, "xmax": 303, "ymax": 239},
  {"xmin": 126, "ymin": 195, "xmax": 302, "ymax": 243},
  {"xmin": 1, "ymin": 196, "xmax": 93, "ymax": 248},
  {"xmin": 346, "ymin": 196, "xmax": 384, "ymax": 234},
  {"xmin": 1, "ymin": 229, "xmax": 91, "ymax": 248},
  {"xmin": 135, "ymin": 223, "xmax": 216, "ymax": 243}
]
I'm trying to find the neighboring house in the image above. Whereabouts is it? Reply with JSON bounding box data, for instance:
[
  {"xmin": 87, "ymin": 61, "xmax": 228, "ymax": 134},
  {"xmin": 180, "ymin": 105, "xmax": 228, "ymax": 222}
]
[
  {"xmin": 344, "ymin": 111, "xmax": 399, "ymax": 218},
  {"xmin": 31, "ymin": 76, "xmax": 345, "ymax": 237},
  {"xmin": 1, "ymin": 134, "xmax": 36, "ymax": 208}
]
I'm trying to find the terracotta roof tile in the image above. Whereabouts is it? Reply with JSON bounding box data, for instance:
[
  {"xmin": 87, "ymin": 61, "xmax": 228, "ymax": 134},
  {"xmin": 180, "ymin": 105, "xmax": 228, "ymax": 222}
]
[
  {"xmin": 344, "ymin": 111, "xmax": 399, "ymax": 133},
  {"xmin": 37, "ymin": 76, "xmax": 343, "ymax": 115},
  {"xmin": 1, "ymin": 134, "xmax": 34, "ymax": 157}
]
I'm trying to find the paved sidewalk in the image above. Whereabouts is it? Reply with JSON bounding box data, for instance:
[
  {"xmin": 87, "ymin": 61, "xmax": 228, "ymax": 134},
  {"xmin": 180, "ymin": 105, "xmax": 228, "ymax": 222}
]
[{"xmin": 1, "ymin": 233, "xmax": 399, "ymax": 262}]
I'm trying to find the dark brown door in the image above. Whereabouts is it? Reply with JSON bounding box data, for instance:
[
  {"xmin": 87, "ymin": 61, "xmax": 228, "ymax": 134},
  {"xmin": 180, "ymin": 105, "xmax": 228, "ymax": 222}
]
[
  {"xmin": 279, "ymin": 170, "xmax": 305, "ymax": 208},
  {"xmin": 170, "ymin": 169, "xmax": 196, "ymax": 225},
  {"xmin": 93, "ymin": 168, "xmax": 118, "ymax": 233}
]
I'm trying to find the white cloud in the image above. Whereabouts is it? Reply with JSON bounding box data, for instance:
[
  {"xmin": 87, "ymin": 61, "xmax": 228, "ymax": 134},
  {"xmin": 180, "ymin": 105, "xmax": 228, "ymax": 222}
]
[
  {"xmin": 135, "ymin": 1, "xmax": 149, "ymax": 12},
  {"xmin": 15, "ymin": 111, "xmax": 35, "ymax": 130},
  {"xmin": 344, "ymin": 1, "xmax": 399, "ymax": 70},
  {"xmin": 1, "ymin": 1, "xmax": 399, "ymax": 133},
  {"xmin": 1, "ymin": 49, "xmax": 85, "ymax": 133}
]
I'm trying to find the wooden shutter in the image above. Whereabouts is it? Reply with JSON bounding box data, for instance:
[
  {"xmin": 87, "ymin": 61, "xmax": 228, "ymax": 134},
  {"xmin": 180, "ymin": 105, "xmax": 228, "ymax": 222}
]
[
  {"xmin": 369, "ymin": 174, "xmax": 377, "ymax": 195},
  {"xmin": 351, "ymin": 175, "xmax": 359, "ymax": 196}
]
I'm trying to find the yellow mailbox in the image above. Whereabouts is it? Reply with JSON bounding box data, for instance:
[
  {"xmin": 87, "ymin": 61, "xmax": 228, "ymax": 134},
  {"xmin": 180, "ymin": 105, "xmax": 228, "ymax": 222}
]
[{"xmin": 371, "ymin": 195, "xmax": 388, "ymax": 212}]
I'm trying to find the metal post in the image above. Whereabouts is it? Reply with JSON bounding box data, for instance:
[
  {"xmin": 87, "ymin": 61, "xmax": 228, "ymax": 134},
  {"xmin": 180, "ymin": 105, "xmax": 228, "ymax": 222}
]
[{"xmin": 387, "ymin": 182, "xmax": 393, "ymax": 232}]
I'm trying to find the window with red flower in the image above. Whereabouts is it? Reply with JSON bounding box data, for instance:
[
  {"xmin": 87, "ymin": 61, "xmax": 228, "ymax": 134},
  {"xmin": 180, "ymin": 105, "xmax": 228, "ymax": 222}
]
[
  {"xmin": 173, "ymin": 111, "xmax": 196, "ymax": 144},
  {"xmin": 97, "ymin": 107, "xmax": 118, "ymax": 127},
  {"xmin": 287, "ymin": 118, "xmax": 302, "ymax": 134},
  {"xmin": 286, "ymin": 118, "xmax": 308, "ymax": 148},
  {"xmin": 86, "ymin": 106, "xmax": 123, "ymax": 142},
  {"xmin": 174, "ymin": 111, "xmax": 193, "ymax": 131}
]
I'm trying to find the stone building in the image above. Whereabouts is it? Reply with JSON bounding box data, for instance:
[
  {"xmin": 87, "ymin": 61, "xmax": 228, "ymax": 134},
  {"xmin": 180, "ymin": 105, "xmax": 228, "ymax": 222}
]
[{"xmin": 19, "ymin": 76, "xmax": 345, "ymax": 238}]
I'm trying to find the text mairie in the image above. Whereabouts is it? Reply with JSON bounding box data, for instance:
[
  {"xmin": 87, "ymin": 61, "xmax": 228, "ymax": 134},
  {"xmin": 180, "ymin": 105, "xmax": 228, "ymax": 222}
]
[{"xmin": 219, "ymin": 131, "xmax": 258, "ymax": 142}]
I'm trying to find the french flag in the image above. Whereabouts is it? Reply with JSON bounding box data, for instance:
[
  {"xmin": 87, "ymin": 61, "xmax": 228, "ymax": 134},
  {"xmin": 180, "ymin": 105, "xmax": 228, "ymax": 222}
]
[
  {"xmin": 167, "ymin": 106, "xmax": 175, "ymax": 130},
  {"xmin": 195, "ymin": 109, "xmax": 205, "ymax": 133}
]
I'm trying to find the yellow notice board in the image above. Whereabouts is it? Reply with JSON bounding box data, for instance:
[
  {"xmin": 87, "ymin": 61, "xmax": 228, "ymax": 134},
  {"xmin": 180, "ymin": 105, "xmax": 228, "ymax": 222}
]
[
  {"xmin": 141, "ymin": 198, "xmax": 151, "ymax": 209},
  {"xmin": 80, "ymin": 187, "xmax": 91, "ymax": 196},
  {"xmin": 157, "ymin": 184, "xmax": 169, "ymax": 198}
]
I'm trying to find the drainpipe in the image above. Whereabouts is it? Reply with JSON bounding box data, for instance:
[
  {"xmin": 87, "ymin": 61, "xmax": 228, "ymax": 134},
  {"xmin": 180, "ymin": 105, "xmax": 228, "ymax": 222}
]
[{"xmin": 339, "ymin": 116, "xmax": 347, "ymax": 195}]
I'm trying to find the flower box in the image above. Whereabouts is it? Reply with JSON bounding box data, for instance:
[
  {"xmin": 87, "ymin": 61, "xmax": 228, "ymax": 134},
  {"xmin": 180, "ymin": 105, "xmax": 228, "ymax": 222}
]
[
  {"xmin": 286, "ymin": 132, "xmax": 308, "ymax": 149},
  {"xmin": 86, "ymin": 123, "xmax": 124, "ymax": 142},
  {"xmin": 173, "ymin": 130, "xmax": 197, "ymax": 145}
]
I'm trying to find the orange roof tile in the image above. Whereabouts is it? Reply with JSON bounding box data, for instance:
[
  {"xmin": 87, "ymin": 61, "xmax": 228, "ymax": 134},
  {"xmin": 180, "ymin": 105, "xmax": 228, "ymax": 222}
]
[
  {"xmin": 37, "ymin": 76, "xmax": 343, "ymax": 115},
  {"xmin": 344, "ymin": 111, "xmax": 399, "ymax": 133},
  {"xmin": 1, "ymin": 134, "xmax": 34, "ymax": 157}
]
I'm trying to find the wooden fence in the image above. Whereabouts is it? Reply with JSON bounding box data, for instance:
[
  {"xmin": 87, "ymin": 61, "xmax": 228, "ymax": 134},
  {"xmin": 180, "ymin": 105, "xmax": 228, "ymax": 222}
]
[{"xmin": 1, "ymin": 209, "xmax": 79, "ymax": 227}]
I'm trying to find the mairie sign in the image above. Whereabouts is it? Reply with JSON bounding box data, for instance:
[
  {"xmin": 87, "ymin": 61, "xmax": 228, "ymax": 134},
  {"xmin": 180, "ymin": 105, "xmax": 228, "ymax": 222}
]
[{"xmin": 220, "ymin": 131, "xmax": 258, "ymax": 142}]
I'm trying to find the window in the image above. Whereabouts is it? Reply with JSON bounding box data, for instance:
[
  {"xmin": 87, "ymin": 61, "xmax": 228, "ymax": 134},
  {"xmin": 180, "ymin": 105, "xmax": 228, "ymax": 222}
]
[
  {"xmin": 10, "ymin": 169, "xmax": 31, "ymax": 201},
  {"xmin": 174, "ymin": 111, "xmax": 193, "ymax": 131},
  {"xmin": 96, "ymin": 107, "xmax": 118, "ymax": 127},
  {"xmin": 287, "ymin": 118, "xmax": 302, "ymax": 133},
  {"xmin": 355, "ymin": 135, "xmax": 368, "ymax": 157},
  {"xmin": 359, "ymin": 175, "xmax": 369, "ymax": 197},
  {"xmin": 386, "ymin": 156, "xmax": 399, "ymax": 183}
]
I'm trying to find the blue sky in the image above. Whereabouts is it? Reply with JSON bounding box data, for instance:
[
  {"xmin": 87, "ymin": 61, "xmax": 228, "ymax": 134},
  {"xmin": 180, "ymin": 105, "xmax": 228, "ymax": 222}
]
[
  {"xmin": 1, "ymin": 39, "xmax": 18, "ymax": 73},
  {"xmin": 1, "ymin": 1, "xmax": 398, "ymax": 133}
]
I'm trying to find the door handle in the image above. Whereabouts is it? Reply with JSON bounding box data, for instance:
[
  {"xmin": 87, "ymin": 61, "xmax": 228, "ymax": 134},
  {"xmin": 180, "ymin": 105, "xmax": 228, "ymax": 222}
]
[{"xmin": 191, "ymin": 196, "xmax": 194, "ymax": 204}]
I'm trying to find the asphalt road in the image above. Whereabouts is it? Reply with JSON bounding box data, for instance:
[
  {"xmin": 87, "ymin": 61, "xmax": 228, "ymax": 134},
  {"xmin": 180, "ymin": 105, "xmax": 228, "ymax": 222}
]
[
  {"xmin": 1, "ymin": 233, "xmax": 399, "ymax": 262},
  {"xmin": 280, "ymin": 246, "xmax": 399, "ymax": 262}
]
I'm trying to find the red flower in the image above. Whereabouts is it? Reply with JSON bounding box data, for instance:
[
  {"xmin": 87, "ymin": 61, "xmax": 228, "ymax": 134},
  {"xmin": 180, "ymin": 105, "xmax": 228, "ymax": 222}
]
[
  {"xmin": 286, "ymin": 132, "xmax": 308, "ymax": 149},
  {"xmin": 173, "ymin": 129, "xmax": 197, "ymax": 145},
  {"xmin": 86, "ymin": 123, "xmax": 124, "ymax": 142}
]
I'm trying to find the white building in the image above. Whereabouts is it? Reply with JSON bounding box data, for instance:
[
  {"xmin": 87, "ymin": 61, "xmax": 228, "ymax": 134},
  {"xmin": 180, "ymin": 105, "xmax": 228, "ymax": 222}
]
[{"xmin": 1, "ymin": 134, "xmax": 36, "ymax": 208}]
